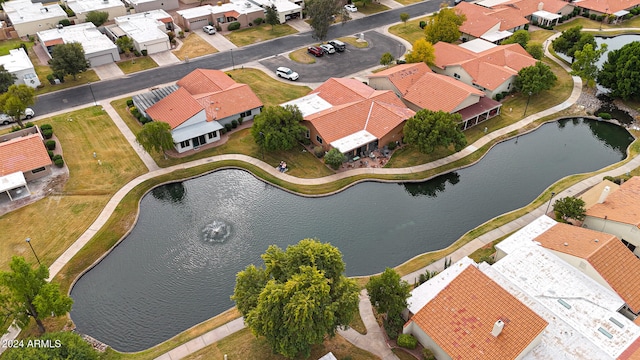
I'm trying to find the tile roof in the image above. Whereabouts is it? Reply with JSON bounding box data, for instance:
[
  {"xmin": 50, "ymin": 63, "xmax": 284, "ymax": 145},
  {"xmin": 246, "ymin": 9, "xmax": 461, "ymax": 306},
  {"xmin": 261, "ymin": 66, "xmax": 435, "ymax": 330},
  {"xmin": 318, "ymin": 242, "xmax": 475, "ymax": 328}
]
[
  {"xmin": 496, "ymin": 0, "xmax": 572, "ymax": 17},
  {"xmin": 0, "ymin": 133, "xmax": 52, "ymax": 176},
  {"xmin": 536, "ymin": 222, "xmax": 640, "ymax": 314},
  {"xmin": 587, "ymin": 176, "xmax": 640, "ymax": 226},
  {"xmin": 193, "ymin": 83, "xmax": 263, "ymax": 121},
  {"xmin": 177, "ymin": 68, "xmax": 237, "ymax": 95},
  {"xmin": 579, "ymin": 179, "xmax": 620, "ymax": 210},
  {"xmin": 455, "ymin": 2, "xmax": 528, "ymax": 38},
  {"xmin": 145, "ymin": 87, "xmax": 203, "ymax": 129},
  {"xmin": 404, "ymin": 72, "xmax": 484, "ymax": 112},
  {"xmin": 619, "ymin": 336, "xmax": 640, "ymax": 360},
  {"xmin": 367, "ymin": 63, "xmax": 432, "ymax": 94},
  {"xmin": 409, "ymin": 266, "xmax": 547, "ymax": 360},
  {"xmin": 572, "ymin": 0, "xmax": 640, "ymax": 15},
  {"xmin": 311, "ymin": 78, "xmax": 377, "ymax": 106}
]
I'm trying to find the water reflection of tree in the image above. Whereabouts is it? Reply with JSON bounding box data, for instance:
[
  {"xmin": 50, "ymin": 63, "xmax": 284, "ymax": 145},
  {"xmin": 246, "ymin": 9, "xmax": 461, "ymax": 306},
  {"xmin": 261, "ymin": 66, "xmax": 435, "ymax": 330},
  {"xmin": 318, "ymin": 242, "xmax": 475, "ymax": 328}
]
[
  {"xmin": 151, "ymin": 182, "xmax": 186, "ymax": 204},
  {"xmin": 585, "ymin": 119, "xmax": 632, "ymax": 155},
  {"xmin": 402, "ymin": 172, "xmax": 460, "ymax": 197}
]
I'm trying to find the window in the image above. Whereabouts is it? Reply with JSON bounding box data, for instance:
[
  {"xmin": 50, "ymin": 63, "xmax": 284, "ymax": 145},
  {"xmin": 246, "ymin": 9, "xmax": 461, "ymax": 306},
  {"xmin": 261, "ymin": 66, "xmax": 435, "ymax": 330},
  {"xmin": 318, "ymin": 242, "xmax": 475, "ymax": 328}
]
[
  {"xmin": 32, "ymin": 167, "xmax": 46, "ymax": 174},
  {"xmin": 622, "ymin": 239, "xmax": 637, "ymax": 252},
  {"xmin": 208, "ymin": 131, "xmax": 217, "ymax": 139},
  {"xmin": 305, "ymin": 129, "xmax": 310, "ymax": 139},
  {"xmin": 316, "ymin": 135, "xmax": 323, "ymax": 144},
  {"xmin": 180, "ymin": 140, "xmax": 190, "ymax": 148},
  {"xmin": 240, "ymin": 110, "xmax": 251, "ymax": 117}
]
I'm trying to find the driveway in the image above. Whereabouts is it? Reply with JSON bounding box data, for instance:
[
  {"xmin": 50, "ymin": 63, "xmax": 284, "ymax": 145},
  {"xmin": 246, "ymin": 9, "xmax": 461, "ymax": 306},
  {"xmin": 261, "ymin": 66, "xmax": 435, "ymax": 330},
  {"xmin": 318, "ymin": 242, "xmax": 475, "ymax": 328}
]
[
  {"xmin": 192, "ymin": 28, "xmax": 238, "ymax": 51},
  {"xmin": 259, "ymin": 30, "xmax": 404, "ymax": 83}
]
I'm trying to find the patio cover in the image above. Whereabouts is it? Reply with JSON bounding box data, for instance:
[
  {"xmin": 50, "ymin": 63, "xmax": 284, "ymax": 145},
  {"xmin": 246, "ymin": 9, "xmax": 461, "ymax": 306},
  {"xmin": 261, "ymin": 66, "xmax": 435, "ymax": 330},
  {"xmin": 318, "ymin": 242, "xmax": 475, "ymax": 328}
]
[
  {"xmin": 532, "ymin": 10, "xmax": 562, "ymax": 21},
  {"xmin": 0, "ymin": 171, "xmax": 29, "ymax": 201},
  {"xmin": 330, "ymin": 130, "xmax": 376, "ymax": 153},
  {"xmin": 614, "ymin": 10, "xmax": 629, "ymax": 17},
  {"xmin": 481, "ymin": 30, "xmax": 513, "ymax": 43},
  {"xmin": 171, "ymin": 121, "xmax": 224, "ymax": 143}
]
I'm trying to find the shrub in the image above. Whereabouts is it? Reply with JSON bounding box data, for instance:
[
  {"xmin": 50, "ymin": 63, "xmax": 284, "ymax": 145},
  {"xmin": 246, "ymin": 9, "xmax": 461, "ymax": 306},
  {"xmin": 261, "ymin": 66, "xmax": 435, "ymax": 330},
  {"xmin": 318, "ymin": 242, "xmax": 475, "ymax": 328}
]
[
  {"xmin": 254, "ymin": 17, "xmax": 263, "ymax": 25},
  {"xmin": 387, "ymin": 141, "xmax": 397, "ymax": 150},
  {"xmin": 126, "ymin": 99, "xmax": 134, "ymax": 107},
  {"xmin": 231, "ymin": 119, "xmax": 238, "ymax": 128},
  {"xmin": 133, "ymin": 50, "xmax": 141, "ymax": 57},
  {"xmin": 59, "ymin": 19, "xmax": 71, "ymax": 26},
  {"xmin": 419, "ymin": 20, "xmax": 426, "ymax": 29},
  {"xmin": 215, "ymin": 24, "xmax": 222, "ymax": 32},
  {"xmin": 219, "ymin": 127, "xmax": 227, "ymax": 135},
  {"xmin": 423, "ymin": 348, "xmax": 436, "ymax": 360},
  {"xmin": 225, "ymin": 123, "xmax": 233, "ymax": 132},
  {"xmin": 495, "ymin": 93, "xmax": 504, "ymax": 101},
  {"xmin": 397, "ymin": 334, "xmax": 418, "ymax": 349},
  {"xmin": 184, "ymin": 27, "xmax": 190, "ymax": 32},
  {"xmin": 140, "ymin": 117, "xmax": 152, "ymax": 124},
  {"xmin": 141, "ymin": 49, "xmax": 148, "ymax": 56},
  {"xmin": 237, "ymin": 117, "xmax": 244, "ymax": 125},
  {"xmin": 313, "ymin": 146, "xmax": 325, "ymax": 158},
  {"xmin": 45, "ymin": 140, "xmax": 56, "ymax": 150},
  {"xmin": 384, "ymin": 315, "xmax": 404, "ymax": 340},
  {"xmin": 596, "ymin": 15, "xmax": 604, "ymax": 21},
  {"xmin": 54, "ymin": 157, "xmax": 65, "ymax": 167},
  {"xmin": 324, "ymin": 148, "xmax": 346, "ymax": 170},
  {"xmin": 167, "ymin": 31, "xmax": 175, "ymax": 41},
  {"xmin": 524, "ymin": 23, "xmax": 529, "ymax": 30},
  {"xmin": 590, "ymin": 13, "xmax": 597, "ymax": 20},
  {"xmin": 301, "ymin": 137, "xmax": 311, "ymax": 145},
  {"xmin": 47, "ymin": 150, "xmax": 54, "ymax": 159},
  {"xmin": 10, "ymin": 126, "xmax": 21, "ymax": 132},
  {"xmin": 46, "ymin": 74, "xmax": 55, "ymax": 84},
  {"xmin": 42, "ymin": 128, "xmax": 53, "ymax": 139},
  {"xmin": 631, "ymin": 8, "xmax": 640, "ymax": 15},
  {"xmin": 52, "ymin": 154, "xmax": 62, "ymax": 161},
  {"xmin": 598, "ymin": 112, "xmax": 612, "ymax": 120},
  {"xmin": 129, "ymin": 106, "xmax": 137, "ymax": 113},
  {"xmin": 24, "ymin": 122, "xmax": 34, "ymax": 128},
  {"xmin": 178, "ymin": 31, "xmax": 185, "ymax": 39},
  {"xmin": 228, "ymin": 22, "xmax": 241, "ymax": 31},
  {"xmin": 40, "ymin": 124, "xmax": 53, "ymax": 131}
]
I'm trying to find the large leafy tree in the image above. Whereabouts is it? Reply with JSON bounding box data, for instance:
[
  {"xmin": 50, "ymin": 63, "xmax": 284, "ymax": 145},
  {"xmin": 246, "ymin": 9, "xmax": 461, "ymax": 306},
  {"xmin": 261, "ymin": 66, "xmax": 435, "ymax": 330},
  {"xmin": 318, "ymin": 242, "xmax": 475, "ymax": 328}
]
[
  {"xmin": 366, "ymin": 268, "xmax": 411, "ymax": 319},
  {"xmin": 116, "ymin": 36, "xmax": 134, "ymax": 57},
  {"xmin": 251, "ymin": 105, "xmax": 306, "ymax": 151},
  {"xmin": 553, "ymin": 196, "xmax": 586, "ymax": 223},
  {"xmin": 0, "ymin": 84, "xmax": 35, "ymax": 128},
  {"xmin": 571, "ymin": 43, "xmax": 607, "ymax": 88},
  {"xmin": 598, "ymin": 41, "xmax": 640, "ymax": 101},
  {"xmin": 307, "ymin": 0, "xmax": 340, "ymax": 41},
  {"xmin": 514, "ymin": 62, "xmax": 557, "ymax": 95},
  {"xmin": 0, "ymin": 64, "xmax": 17, "ymax": 93},
  {"xmin": 85, "ymin": 10, "xmax": 109, "ymax": 27},
  {"xmin": 0, "ymin": 257, "xmax": 73, "ymax": 334},
  {"xmin": 424, "ymin": 6, "xmax": 466, "ymax": 44},
  {"xmin": 48, "ymin": 42, "xmax": 90, "ymax": 80},
  {"xmin": 136, "ymin": 121, "xmax": 174, "ymax": 156},
  {"xmin": 552, "ymin": 25, "xmax": 596, "ymax": 61},
  {"xmin": 380, "ymin": 52, "xmax": 394, "ymax": 67},
  {"xmin": 232, "ymin": 239, "xmax": 359, "ymax": 359},
  {"xmin": 501, "ymin": 29, "xmax": 530, "ymax": 49},
  {"xmin": 526, "ymin": 42, "xmax": 544, "ymax": 60},
  {"xmin": 403, "ymin": 109, "xmax": 466, "ymax": 154},
  {"xmin": 265, "ymin": 5, "xmax": 280, "ymax": 32},
  {"xmin": 2, "ymin": 331, "xmax": 98, "ymax": 360},
  {"xmin": 405, "ymin": 38, "xmax": 435, "ymax": 65}
]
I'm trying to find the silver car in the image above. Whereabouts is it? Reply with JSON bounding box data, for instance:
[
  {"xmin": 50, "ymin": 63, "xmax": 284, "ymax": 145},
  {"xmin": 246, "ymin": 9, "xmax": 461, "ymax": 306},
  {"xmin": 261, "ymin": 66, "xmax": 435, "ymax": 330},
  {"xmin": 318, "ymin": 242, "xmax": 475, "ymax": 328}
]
[
  {"xmin": 320, "ymin": 44, "xmax": 335, "ymax": 54},
  {"xmin": 203, "ymin": 25, "xmax": 216, "ymax": 35}
]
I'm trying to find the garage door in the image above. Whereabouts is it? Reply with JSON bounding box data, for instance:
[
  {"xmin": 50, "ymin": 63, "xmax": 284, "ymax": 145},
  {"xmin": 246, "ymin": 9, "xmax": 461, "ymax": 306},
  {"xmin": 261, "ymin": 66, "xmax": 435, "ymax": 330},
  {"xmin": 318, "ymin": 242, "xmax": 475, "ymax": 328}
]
[
  {"xmin": 188, "ymin": 18, "xmax": 209, "ymax": 28},
  {"xmin": 89, "ymin": 53, "xmax": 116, "ymax": 67},
  {"xmin": 145, "ymin": 41, "xmax": 169, "ymax": 54}
]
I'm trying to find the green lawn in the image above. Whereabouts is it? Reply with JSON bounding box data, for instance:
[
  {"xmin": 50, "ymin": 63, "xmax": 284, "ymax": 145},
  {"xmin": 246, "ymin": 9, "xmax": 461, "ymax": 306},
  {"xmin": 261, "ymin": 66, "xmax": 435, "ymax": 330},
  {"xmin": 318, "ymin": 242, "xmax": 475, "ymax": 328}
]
[
  {"xmin": 353, "ymin": 1, "xmax": 390, "ymax": 15},
  {"xmin": 0, "ymin": 39, "xmax": 32, "ymax": 55},
  {"xmin": 289, "ymin": 48, "xmax": 317, "ymax": 64},
  {"xmin": 388, "ymin": 16, "xmax": 429, "ymax": 46},
  {"xmin": 225, "ymin": 24, "xmax": 298, "ymax": 47},
  {"xmin": 117, "ymin": 56, "xmax": 159, "ymax": 74}
]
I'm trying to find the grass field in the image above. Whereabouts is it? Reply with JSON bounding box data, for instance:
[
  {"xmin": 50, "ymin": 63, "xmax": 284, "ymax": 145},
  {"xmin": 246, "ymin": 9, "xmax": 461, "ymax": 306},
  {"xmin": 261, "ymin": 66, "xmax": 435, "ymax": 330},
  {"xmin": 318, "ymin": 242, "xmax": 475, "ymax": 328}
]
[
  {"xmin": 353, "ymin": 1, "xmax": 390, "ymax": 15},
  {"xmin": 172, "ymin": 33, "xmax": 218, "ymax": 60},
  {"xmin": 117, "ymin": 56, "xmax": 159, "ymax": 74},
  {"xmin": 0, "ymin": 39, "xmax": 32, "ymax": 55},
  {"xmin": 225, "ymin": 24, "xmax": 298, "ymax": 47},
  {"xmin": 27, "ymin": 48, "xmax": 100, "ymax": 95},
  {"xmin": 388, "ymin": 16, "xmax": 429, "ymax": 46},
  {"xmin": 289, "ymin": 48, "xmax": 317, "ymax": 64}
]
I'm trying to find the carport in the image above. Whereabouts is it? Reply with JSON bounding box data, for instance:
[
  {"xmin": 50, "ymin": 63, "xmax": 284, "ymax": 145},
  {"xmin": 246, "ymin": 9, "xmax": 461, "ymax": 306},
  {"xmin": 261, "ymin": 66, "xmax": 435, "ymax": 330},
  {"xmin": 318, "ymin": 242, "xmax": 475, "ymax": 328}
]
[{"xmin": 0, "ymin": 172, "xmax": 30, "ymax": 201}]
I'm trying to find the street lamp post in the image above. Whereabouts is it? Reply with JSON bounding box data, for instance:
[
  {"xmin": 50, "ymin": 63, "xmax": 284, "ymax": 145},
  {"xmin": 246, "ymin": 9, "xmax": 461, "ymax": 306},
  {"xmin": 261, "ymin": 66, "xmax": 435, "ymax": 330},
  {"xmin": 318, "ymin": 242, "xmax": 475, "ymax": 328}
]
[
  {"xmin": 259, "ymin": 131, "xmax": 265, "ymax": 160},
  {"xmin": 88, "ymin": 82, "xmax": 97, "ymax": 106},
  {"xmin": 523, "ymin": 91, "xmax": 532, "ymax": 117},
  {"xmin": 545, "ymin": 192, "xmax": 556, "ymax": 215},
  {"xmin": 25, "ymin": 237, "xmax": 41, "ymax": 266}
]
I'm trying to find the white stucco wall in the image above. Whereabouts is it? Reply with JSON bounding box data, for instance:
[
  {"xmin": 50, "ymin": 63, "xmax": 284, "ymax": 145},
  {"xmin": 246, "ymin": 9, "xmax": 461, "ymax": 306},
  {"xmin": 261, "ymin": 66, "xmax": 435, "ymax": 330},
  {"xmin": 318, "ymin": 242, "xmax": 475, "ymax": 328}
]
[{"xmin": 582, "ymin": 217, "xmax": 640, "ymax": 257}]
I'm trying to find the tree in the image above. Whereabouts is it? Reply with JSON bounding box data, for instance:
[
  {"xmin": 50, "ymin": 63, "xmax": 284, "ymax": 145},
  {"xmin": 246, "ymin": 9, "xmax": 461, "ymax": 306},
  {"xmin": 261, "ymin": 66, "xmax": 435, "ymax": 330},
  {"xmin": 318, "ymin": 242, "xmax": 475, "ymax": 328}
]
[
  {"xmin": 0, "ymin": 65, "xmax": 17, "ymax": 93},
  {"xmin": 0, "ymin": 84, "xmax": 35, "ymax": 128},
  {"xmin": 85, "ymin": 10, "xmax": 109, "ymax": 27},
  {"xmin": 380, "ymin": 52, "xmax": 394, "ymax": 67},
  {"xmin": 598, "ymin": 41, "xmax": 640, "ymax": 101},
  {"xmin": 571, "ymin": 43, "xmax": 607, "ymax": 87},
  {"xmin": 232, "ymin": 239, "xmax": 359, "ymax": 359},
  {"xmin": 251, "ymin": 105, "xmax": 306, "ymax": 152},
  {"xmin": 552, "ymin": 26, "xmax": 596, "ymax": 61},
  {"xmin": 405, "ymin": 38, "xmax": 435, "ymax": 65},
  {"xmin": 48, "ymin": 42, "xmax": 90, "ymax": 80},
  {"xmin": 0, "ymin": 257, "xmax": 73, "ymax": 334},
  {"xmin": 526, "ymin": 42, "xmax": 544, "ymax": 60},
  {"xmin": 366, "ymin": 268, "xmax": 411, "ymax": 319},
  {"xmin": 116, "ymin": 36, "xmax": 134, "ymax": 57},
  {"xmin": 400, "ymin": 12, "xmax": 410, "ymax": 25},
  {"xmin": 403, "ymin": 109, "xmax": 467, "ymax": 154},
  {"xmin": 324, "ymin": 147, "xmax": 346, "ymax": 169},
  {"xmin": 501, "ymin": 29, "xmax": 530, "ymax": 49},
  {"xmin": 265, "ymin": 5, "xmax": 280, "ymax": 32},
  {"xmin": 136, "ymin": 121, "xmax": 174, "ymax": 157},
  {"xmin": 514, "ymin": 62, "xmax": 557, "ymax": 95},
  {"xmin": 307, "ymin": 0, "xmax": 340, "ymax": 41},
  {"xmin": 552, "ymin": 196, "xmax": 586, "ymax": 223},
  {"xmin": 2, "ymin": 331, "xmax": 98, "ymax": 360},
  {"xmin": 424, "ymin": 6, "xmax": 466, "ymax": 44}
]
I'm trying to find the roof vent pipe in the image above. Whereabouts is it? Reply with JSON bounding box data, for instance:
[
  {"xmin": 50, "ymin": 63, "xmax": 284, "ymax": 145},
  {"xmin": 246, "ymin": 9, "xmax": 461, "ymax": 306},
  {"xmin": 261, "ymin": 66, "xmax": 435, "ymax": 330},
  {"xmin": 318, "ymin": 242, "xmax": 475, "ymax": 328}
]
[
  {"xmin": 598, "ymin": 186, "xmax": 611, "ymax": 204},
  {"xmin": 491, "ymin": 320, "xmax": 504, "ymax": 337}
]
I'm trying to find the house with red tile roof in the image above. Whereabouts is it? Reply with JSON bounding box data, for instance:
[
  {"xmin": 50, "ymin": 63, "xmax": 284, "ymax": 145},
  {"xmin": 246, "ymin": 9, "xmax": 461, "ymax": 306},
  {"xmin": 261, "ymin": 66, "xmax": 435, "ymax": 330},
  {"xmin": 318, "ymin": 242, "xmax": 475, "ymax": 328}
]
[
  {"xmin": 492, "ymin": 0, "xmax": 575, "ymax": 26},
  {"xmin": 367, "ymin": 63, "xmax": 501, "ymax": 130},
  {"xmin": 281, "ymin": 78, "xmax": 414, "ymax": 159},
  {"xmin": 455, "ymin": 2, "xmax": 529, "ymax": 43},
  {"xmin": 0, "ymin": 127, "xmax": 52, "ymax": 201},
  {"xmin": 583, "ymin": 177, "xmax": 640, "ymax": 258},
  {"xmin": 433, "ymin": 40, "xmax": 537, "ymax": 98},
  {"xmin": 145, "ymin": 68, "xmax": 263, "ymax": 153},
  {"xmin": 571, "ymin": 0, "xmax": 640, "ymax": 17},
  {"xmin": 404, "ymin": 257, "xmax": 548, "ymax": 360}
]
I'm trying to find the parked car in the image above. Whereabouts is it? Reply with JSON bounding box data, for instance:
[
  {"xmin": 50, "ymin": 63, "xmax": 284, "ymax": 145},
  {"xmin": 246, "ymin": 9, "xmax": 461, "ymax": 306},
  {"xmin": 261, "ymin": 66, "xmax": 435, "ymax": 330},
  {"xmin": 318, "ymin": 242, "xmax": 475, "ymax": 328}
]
[
  {"xmin": 344, "ymin": 4, "xmax": 358, "ymax": 12},
  {"xmin": 307, "ymin": 46, "xmax": 324, "ymax": 57},
  {"xmin": 328, "ymin": 39, "xmax": 346, "ymax": 52},
  {"xmin": 276, "ymin": 67, "xmax": 299, "ymax": 81},
  {"xmin": 320, "ymin": 44, "xmax": 335, "ymax": 54},
  {"xmin": 0, "ymin": 108, "xmax": 35, "ymax": 125},
  {"xmin": 203, "ymin": 25, "xmax": 216, "ymax": 35}
]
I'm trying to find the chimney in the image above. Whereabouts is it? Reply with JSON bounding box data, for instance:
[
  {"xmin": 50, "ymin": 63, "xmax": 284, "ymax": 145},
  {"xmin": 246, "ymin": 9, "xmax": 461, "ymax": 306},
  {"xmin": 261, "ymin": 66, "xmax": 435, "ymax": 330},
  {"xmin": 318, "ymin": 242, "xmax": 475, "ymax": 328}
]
[
  {"xmin": 538, "ymin": 1, "xmax": 543, "ymax": 11},
  {"xmin": 598, "ymin": 186, "xmax": 611, "ymax": 204},
  {"xmin": 491, "ymin": 320, "xmax": 504, "ymax": 337}
]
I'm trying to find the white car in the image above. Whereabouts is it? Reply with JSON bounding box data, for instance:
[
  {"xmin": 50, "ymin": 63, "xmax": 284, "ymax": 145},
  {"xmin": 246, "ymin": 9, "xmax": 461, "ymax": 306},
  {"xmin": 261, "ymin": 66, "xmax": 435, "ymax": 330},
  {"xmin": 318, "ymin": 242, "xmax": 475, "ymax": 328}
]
[
  {"xmin": 0, "ymin": 108, "xmax": 35, "ymax": 125},
  {"xmin": 320, "ymin": 44, "xmax": 335, "ymax": 54},
  {"xmin": 276, "ymin": 67, "xmax": 299, "ymax": 81},
  {"xmin": 203, "ymin": 25, "xmax": 216, "ymax": 35},
  {"xmin": 344, "ymin": 4, "xmax": 358, "ymax": 12}
]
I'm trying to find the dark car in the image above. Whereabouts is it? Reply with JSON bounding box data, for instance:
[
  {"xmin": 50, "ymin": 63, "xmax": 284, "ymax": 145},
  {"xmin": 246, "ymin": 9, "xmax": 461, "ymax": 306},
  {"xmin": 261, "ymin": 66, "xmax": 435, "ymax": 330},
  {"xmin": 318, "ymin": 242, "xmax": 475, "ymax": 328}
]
[
  {"xmin": 307, "ymin": 46, "xmax": 324, "ymax": 57},
  {"xmin": 328, "ymin": 40, "xmax": 346, "ymax": 52}
]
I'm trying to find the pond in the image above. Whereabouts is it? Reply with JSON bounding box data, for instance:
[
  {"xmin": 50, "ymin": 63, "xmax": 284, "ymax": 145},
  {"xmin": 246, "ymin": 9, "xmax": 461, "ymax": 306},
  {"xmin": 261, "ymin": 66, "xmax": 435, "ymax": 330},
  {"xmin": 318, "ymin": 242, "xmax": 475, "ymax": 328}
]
[{"xmin": 69, "ymin": 118, "xmax": 633, "ymax": 352}]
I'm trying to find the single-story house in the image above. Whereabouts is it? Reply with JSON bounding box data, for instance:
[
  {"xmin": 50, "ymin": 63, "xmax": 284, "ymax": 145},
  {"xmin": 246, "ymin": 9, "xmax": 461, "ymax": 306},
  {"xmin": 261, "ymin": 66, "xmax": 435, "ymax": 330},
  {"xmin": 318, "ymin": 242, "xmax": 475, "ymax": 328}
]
[
  {"xmin": 404, "ymin": 256, "xmax": 548, "ymax": 360},
  {"xmin": 0, "ymin": 48, "xmax": 40, "ymax": 88},
  {"xmin": 132, "ymin": 84, "xmax": 178, "ymax": 119},
  {"xmin": 175, "ymin": 0, "xmax": 264, "ymax": 31},
  {"xmin": 433, "ymin": 39, "xmax": 537, "ymax": 98},
  {"xmin": 144, "ymin": 69, "xmax": 263, "ymax": 153},
  {"xmin": 3, "ymin": 0, "xmax": 68, "ymax": 38},
  {"xmin": 455, "ymin": 1, "xmax": 529, "ymax": 43},
  {"xmin": 108, "ymin": 10, "xmax": 175, "ymax": 54},
  {"xmin": 37, "ymin": 22, "xmax": 121, "ymax": 67},
  {"xmin": 570, "ymin": 0, "xmax": 640, "ymax": 18},
  {"xmin": 66, "ymin": 0, "xmax": 127, "ymax": 24},
  {"xmin": 281, "ymin": 78, "xmax": 415, "ymax": 159},
  {"xmin": 492, "ymin": 0, "xmax": 575, "ymax": 27},
  {"xmin": 123, "ymin": 0, "xmax": 179, "ymax": 13},
  {"xmin": 367, "ymin": 63, "xmax": 501, "ymax": 130},
  {"xmin": 582, "ymin": 176, "xmax": 640, "ymax": 258},
  {"xmin": 0, "ymin": 127, "xmax": 52, "ymax": 201},
  {"xmin": 250, "ymin": 0, "xmax": 302, "ymax": 23}
]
